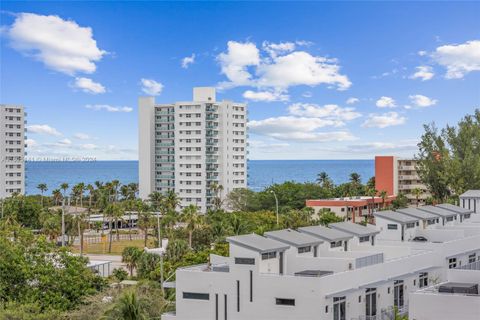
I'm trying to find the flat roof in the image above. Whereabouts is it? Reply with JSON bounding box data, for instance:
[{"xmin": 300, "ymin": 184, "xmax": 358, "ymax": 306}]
[
  {"xmin": 460, "ymin": 190, "xmax": 480, "ymax": 198},
  {"xmin": 329, "ymin": 222, "xmax": 380, "ymax": 237},
  {"xmin": 226, "ymin": 234, "xmax": 289, "ymax": 253},
  {"xmin": 396, "ymin": 208, "xmax": 438, "ymax": 220},
  {"xmin": 417, "ymin": 205, "xmax": 457, "ymax": 218},
  {"xmin": 298, "ymin": 225, "xmax": 353, "ymax": 242},
  {"xmin": 294, "ymin": 270, "xmax": 333, "ymax": 277},
  {"xmin": 436, "ymin": 203, "xmax": 473, "ymax": 215},
  {"xmin": 264, "ymin": 229, "xmax": 323, "ymax": 247},
  {"xmin": 374, "ymin": 210, "xmax": 419, "ymax": 224}
]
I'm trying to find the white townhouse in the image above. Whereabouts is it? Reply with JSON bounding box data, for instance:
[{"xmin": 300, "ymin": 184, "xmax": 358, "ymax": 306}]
[
  {"xmin": 138, "ymin": 87, "xmax": 247, "ymax": 213},
  {"xmin": 373, "ymin": 210, "xmax": 420, "ymax": 242},
  {"xmin": 396, "ymin": 207, "xmax": 440, "ymax": 229},
  {"xmin": 163, "ymin": 201, "xmax": 480, "ymax": 320},
  {"xmin": 459, "ymin": 190, "xmax": 480, "ymax": 214},
  {"xmin": 417, "ymin": 205, "xmax": 464, "ymax": 226}
]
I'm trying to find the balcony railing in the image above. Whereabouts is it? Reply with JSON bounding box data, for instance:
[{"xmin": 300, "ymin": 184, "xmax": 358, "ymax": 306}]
[{"xmin": 457, "ymin": 260, "xmax": 480, "ymax": 270}]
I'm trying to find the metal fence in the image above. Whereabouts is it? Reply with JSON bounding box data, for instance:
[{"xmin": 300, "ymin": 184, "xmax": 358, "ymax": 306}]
[{"xmin": 458, "ymin": 260, "xmax": 480, "ymax": 271}]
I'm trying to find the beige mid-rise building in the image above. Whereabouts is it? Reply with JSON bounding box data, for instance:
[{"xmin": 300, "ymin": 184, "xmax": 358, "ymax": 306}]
[{"xmin": 375, "ymin": 156, "xmax": 431, "ymax": 205}]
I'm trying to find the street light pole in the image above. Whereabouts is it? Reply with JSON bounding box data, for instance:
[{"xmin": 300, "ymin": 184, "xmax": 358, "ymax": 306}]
[
  {"xmin": 61, "ymin": 197, "xmax": 66, "ymax": 246},
  {"xmin": 156, "ymin": 211, "xmax": 165, "ymax": 296},
  {"xmin": 270, "ymin": 190, "xmax": 279, "ymax": 225}
]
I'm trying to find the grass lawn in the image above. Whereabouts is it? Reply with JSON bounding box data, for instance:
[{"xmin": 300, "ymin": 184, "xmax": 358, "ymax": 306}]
[{"xmin": 72, "ymin": 238, "xmax": 156, "ymax": 255}]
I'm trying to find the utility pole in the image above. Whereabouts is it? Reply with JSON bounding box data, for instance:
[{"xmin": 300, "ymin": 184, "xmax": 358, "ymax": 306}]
[{"xmin": 270, "ymin": 190, "xmax": 279, "ymax": 225}]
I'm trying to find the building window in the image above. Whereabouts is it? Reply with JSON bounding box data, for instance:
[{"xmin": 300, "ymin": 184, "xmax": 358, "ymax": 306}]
[
  {"xmin": 330, "ymin": 241, "xmax": 342, "ymax": 248},
  {"xmin": 419, "ymin": 272, "xmax": 428, "ymax": 288},
  {"xmin": 446, "ymin": 216, "xmax": 454, "ymax": 222},
  {"xmin": 468, "ymin": 253, "xmax": 476, "ymax": 264},
  {"xmin": 359, "ymin": 236, "xmax": 370, "ymax": 243},
  {"xmin": 261, "ymin": 251, "xmax": 276, "ymax": 260},
  {"xmin": 448, "ymin": 258, "xmax": 457, "ymax": 269},
  {"xmin": 275, "ymin": 298, "xmax": 295, "ymax": 306},
  {"xmin": 387, "ymin": 224, "xmax": 398, "ymax": 230},
  {"xmin": 235, "ymin": 257, "xmax": 255, "ymax": 265},
  {"xmin": 406, "ymin": 223, "xmax": 415, "ymax": 229},
  {"xmin": 298, "ymin": 246, "xmax": 311, "ymax": 254},
  {"xmin": 183, "ymin": 292, "xmax": 210, "ymax": 300}
]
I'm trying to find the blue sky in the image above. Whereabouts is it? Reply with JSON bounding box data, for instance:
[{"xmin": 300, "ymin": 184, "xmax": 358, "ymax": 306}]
[{"xmin": 1, "ymin": 1, "xmax": 479, "ymax": 160}]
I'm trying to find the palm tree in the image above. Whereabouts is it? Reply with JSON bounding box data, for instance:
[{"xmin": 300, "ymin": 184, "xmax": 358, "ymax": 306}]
[
  {"xmin": 165, "ymin": 189, "xmax": 179, "ymax": 212},
  {"xmin": 380, "ymin": 190, "xmax": 388, "ymax": 209},
  {"xmin": 86, "ymin": 184, "xmax": 95, "ymax": 208},
  {"xmin": 412, "ymin": 187, "xmax": 422, "ymax": 207},
  {"xmin": 148, "ymin": 191, "xmax": 164, "ymax": 211},
  {"xmin": 210, "ymin": 182, "xmax": 224, "ymax": 210},
  {"xmin": 51, "ymin": 189, "xmax": 62, "ymax": 206},
  {"xmin": 74, "ymin": 211, "xmax": 88, "ymax": 256},
  {"xmin": 105, "ymin": 203, "xmax": 123, "ymax": 253},
  {"xmin": 122, "ymin": 247, "xmax": 143, "ymax": 277},
  {"xmin": 37, "ymin": 183, "xmax": 48, "ymax": 206},
  {"xmin": 316, "ymin": 172, "xmax": 333, "ymax": 189},
  {"xmin": 102, "ymin": 290, "xmax": 148, "ymax": 320},
  {"xmin": 366, "ymin": 187, "xmax": 378, "ymax": 215},
  {"xmin": 137, "ymin": 201, "xmax": 152, "ymax": 247},
  {"xmin": 111, "ymin": 180, "xmax": 121, "ymax": 202},
  {"xmin": 349, "ymin": 172, "xmax": 361, "ymax": 184},
  {"xmin": 181, "ymin": 204, "xmax": 201, "ymax": 248},
  {"xmin": 60, "ymin": 183, "xmax": 69, "ymax": 199}
]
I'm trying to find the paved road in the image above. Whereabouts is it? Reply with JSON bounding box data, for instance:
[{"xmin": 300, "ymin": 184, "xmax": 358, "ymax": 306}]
[{"xmin": 86, "ymin": 254, "xmax": 127, "ymax": 272}]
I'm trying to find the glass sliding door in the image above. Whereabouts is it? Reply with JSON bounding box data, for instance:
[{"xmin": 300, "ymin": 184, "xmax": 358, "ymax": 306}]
[
  {"xmin": 333, "ymin": 296, "xmax": 346, "ymax": 320},
  {"xmin": 394, "ymin": 280, "xmax": 404, "ymax": 310},
  {"xmin": 365, "ymin": 288, "xmax": 377, "ymax": 319}
]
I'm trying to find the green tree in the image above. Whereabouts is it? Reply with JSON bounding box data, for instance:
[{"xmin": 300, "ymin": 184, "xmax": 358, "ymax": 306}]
[
  {"xmin": 122, "ymin": 247, "xmax": 143, "ymax": 276},
  {"xmin": 181, "ymin": 204, "xmax": 201, "ymax": 248},
  {"xmin": 412, "ymin": 187, "xmax": 422, "ymax": 207},
  {"xmin": 316, "ymin": 171, "xmax": 334, "ymax": 189},
  {"xmin": 37, "ymin": 183, "xmax": 48, "ymax": 207},
  {"xmin": 102, "ymin": 290, "xmax": 148, "ymax": 320}
]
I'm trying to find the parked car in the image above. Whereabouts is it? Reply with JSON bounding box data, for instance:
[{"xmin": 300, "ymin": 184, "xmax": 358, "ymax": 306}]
[{"xmin": 412, "ymin": 236, "xmax": 428, "ymax": 242}]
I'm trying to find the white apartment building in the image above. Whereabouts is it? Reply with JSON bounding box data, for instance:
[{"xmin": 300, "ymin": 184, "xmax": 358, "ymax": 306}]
[
  {"xmin": 0, "ymin": 104, "xmax": 26, "ymax": 198},
  {"xmin": 163, "ymin": 201, "xmax": 480, "ymax": 320},
  {"xmin": 139, "ymin": 87, "xmax": 247, "ymax": 212}
]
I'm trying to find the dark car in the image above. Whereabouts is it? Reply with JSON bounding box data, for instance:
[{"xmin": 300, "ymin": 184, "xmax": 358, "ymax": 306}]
[{"xmin": 412, "ymin": 236, "xmax": 428, "ymax": 242}]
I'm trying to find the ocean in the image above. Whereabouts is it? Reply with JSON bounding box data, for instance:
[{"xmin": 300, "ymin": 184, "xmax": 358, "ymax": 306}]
[{"xmin": 25, "ymin": 160, "xmax": 374, "ymax": 194}]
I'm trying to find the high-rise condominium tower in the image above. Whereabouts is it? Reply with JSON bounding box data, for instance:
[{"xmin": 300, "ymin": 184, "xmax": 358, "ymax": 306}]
[
  {"xmin": 0, "ymin": 104, "xmax": 26, "ymax": 198},
  {"xmin": 138, "ymin": 87, "xmax": 247, "ymax": 213}
]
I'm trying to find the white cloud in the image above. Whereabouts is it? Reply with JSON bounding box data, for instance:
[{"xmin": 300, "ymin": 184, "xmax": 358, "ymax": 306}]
[
  {"xmin": 56, "ymin": 138, "xmax": 72, "ymax": 146},
  {"xmin": 74, "ymin": 133, "xmax": 91, "ymax": 140},
  {"xmin": 242, "ymin": 90, "xmax": 289, "ymax": 102},
  {"xmin": 217, "ymin": 40, "xmax": 351, "ymax": 92},
  {"xmin": 217, "ymin": 41, "xmax": 260, "ymax": 87},
  {"xmin": 362, "ymin": 112, "xmax": 406, "ymax": 128},
  {"xmin": 409, "ymin": 94, "xmax": 437, "ymax": 108},
  {"xmin": 181, "ymin": 54, "xmax": 195, "ymax": 68},
  {"xmin": 6, "ymin": 13, "xmax": 106, "ymax": 75},
  {"xmin": 410, "ymin": 66, "xmax": 434, "ymax": 81},
  {"xmin": 140, "ymin": 78, "xmax": 164, "ymax": 95},
  {"xmin": 72, "ymin": 77, "xmax": 106, "ymax": 94},
  {"xmin": 418, "ymin": 50, "xmax": 427, "ymax": 56},
  {"xmin": 25, "ymin": 138, "xmax": 38, "ymax": 148},
  {"xmin": 85, "ymin": 104, "xmax": 133, "ymax": 113},
  {"xmin": 302, "ymin": 91, "xmax": 313, "ymax": 98},
  {"xmin": 432, "ymin": 40, "xmax": 480, "ymax": 79},
  {"xmin": 248, "ymin": 102, "xmax": 360, "ymax": 142},
  {"xmin": 256, "ymin": 51, "xmax": 351, "ymax": 91},
  {"xmin": 80, "ymin": 143, "xmax": 98, "ymax": 150},
  {"xmin": 288, "ymin": 103, "xmax": 361, "ymax": 122},
  {"xmin": 262, "ymin": 41, "xmax": 296, "ymax": 57},
  {"xmin": 27, "ymin": 124, "xmax": 62, "ymax": 136},
  {"xmin": 346, "ymin": 97, "xmax": 359, "ymax": 104},
  {"xmin": 375, "ymin": 96, "xmax": 396, "ymax": 108},
  {"xmin": 346, "ymin": 141, "xmax": 418, "ymax": 153}
]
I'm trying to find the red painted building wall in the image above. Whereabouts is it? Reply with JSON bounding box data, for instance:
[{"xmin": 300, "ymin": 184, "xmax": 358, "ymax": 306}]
[{"xmin": 375, "ymin": 156, "xmax": 395, "ymax": 196}]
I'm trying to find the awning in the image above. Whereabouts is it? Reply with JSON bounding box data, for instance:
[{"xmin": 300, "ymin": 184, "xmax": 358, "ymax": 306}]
[{"xmin": 325, "ymin": 287, "xmax": 358, "ymax": 299}]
